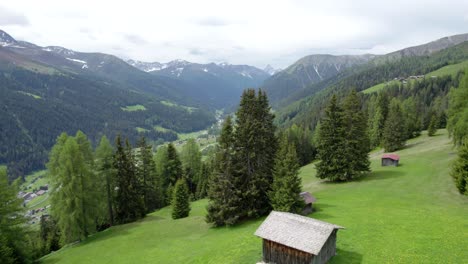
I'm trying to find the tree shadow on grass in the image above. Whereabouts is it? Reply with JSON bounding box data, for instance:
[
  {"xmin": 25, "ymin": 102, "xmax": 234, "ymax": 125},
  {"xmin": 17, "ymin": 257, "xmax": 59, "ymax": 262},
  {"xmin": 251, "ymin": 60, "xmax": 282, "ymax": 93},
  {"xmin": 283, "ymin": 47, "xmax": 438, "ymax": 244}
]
[
  {"xmin": 330, "ymin": 248, "xmax": 363, "ymax": 264},
  {"xmin": 357, "ymin": 169, "xmax": 405, "ymax": 182}
]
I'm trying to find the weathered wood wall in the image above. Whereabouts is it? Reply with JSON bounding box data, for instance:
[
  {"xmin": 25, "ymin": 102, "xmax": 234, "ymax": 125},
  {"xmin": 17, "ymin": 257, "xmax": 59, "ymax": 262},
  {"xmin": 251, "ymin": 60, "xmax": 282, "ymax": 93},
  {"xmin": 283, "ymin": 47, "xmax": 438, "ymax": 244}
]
[
  {"xmin": 381, "ymin": 158, "xmax": 399, "ymax": 166},
  {"xmin": 263, "ymin": 239, "xmax": 313, "ymax": 264},
  {"xmin": 311, "ymin": 230, "xmax": 337, "ymax": 264}
]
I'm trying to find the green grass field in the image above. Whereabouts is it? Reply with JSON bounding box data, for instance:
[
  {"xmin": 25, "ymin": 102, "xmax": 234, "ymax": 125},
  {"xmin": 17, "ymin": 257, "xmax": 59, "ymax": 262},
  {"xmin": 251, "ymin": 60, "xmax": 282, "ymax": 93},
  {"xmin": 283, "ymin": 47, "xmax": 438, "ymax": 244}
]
[
  {"xmin": 161, "ymin": 100, "xmax": 197, "ymax": 113},
  {"xmin": 425, "ymin": 60, "xmax": 468, "ymax": 78},
  {"xmin": 121, "ymin": 104, "xmax": 147, "ymax": 112},
  {"xmin": 41, "ymin": 130, "xmax": 468, "ymax": 263},
  {"xmin": 17, "ymin": 91, "xmax": 42, "ymax": 99},
  {"xmin": 362, "ymin": 80, "xmax": 399, "ymax": 94}
]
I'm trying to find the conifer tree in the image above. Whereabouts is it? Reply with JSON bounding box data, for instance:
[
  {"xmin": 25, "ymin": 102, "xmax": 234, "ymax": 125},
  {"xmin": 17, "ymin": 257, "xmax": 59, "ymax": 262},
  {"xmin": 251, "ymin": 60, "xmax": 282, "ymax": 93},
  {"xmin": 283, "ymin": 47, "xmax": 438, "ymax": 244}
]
[
  {"xmin": 342, "ymin": 90, "xmax": 370, "ymax": 178},
  {"xmin": 428, "ymin": 113, "xmax": 438, "ymax": 137},
  {"xmin": 233, "ymin": 89, "xmax": 277, "ymax": 218},
  {"xmin": 316, "ymin": 95, "xmax": 349, "ymax": 181},
  {"xmin": 180, "ymin": 139, "xmax": 202, "ymax": 195},
  {"xmin": 0, "ymin": 167, "xmax": 31, "ymax": 263},
  {"xmin": 136, "ymin": 136, "xmax": 160, "ymax": 212},
  {"xmin": 48, "ymin": 132, "xmax": 96, "ymax": 243},
  {"xmin": 163, "ymin": 143, "xmax": 183, "ymax": 188},
  {"xmin": 382, "ymin": 100, "xmax": 407, "ymax": 152},
  {"xmin": 113, "ymin": 136, "xmax": 145, "ymax": 224},
  {"xmin": 206, "ymin": 116, "xmax": 242, "ymax": 226},
  {"xmin": 448, "ymin": 71, "xmax": 468, "ymax": 146},
  {"xmin": 171, "ymin": 178, "xmax": 191, "ymax": 219},
  {"xmin": 450, "ymin": 140, "xmax": 468, "ymax": 195},
  {"xmin": 269, "ymin": 135, "xmax": 303, "ymax": 213},
  {"xmin": 95, "ymin": 135, "xmax": 115, "ymax": 226}
]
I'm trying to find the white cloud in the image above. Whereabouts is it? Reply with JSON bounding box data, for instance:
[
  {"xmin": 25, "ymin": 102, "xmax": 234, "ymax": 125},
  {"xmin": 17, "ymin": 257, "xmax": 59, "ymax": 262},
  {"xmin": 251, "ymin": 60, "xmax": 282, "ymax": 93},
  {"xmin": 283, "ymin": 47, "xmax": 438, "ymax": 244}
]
[{"xmin": 1, "ymin": 0, "xmax": 467, "ymax": 68}]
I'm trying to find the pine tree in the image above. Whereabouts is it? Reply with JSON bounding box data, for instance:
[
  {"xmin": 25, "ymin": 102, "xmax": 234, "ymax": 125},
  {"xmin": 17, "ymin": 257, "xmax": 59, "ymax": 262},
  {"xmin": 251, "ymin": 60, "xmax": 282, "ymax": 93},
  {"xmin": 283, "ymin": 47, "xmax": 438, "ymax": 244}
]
[
  {"xmin": 428, "ymin": 113, "xmax": 438, "ymax": 137},
  {"xmin": 95, "ymin": 135, "xmax": 115, "ymax": 226},
  {"xmin": 113, "ymin": 136, "xmax": 145, "ymax": 224},
  {"xmin": 269, "ymin": 135, "xmax": 304, "ymax": 213},
  {"xmin": 342, "ymin": 90, "xmax": 370, "ymax": 178},
  {"xmin": 316, "ymin": 95, "xmax": 349, "ymax": 181},
  {"xmin": 450, "ymin": 141, "xmax": 468, "ymax": 195},
  {"xmin": 171, "ymin": 178, "xmax": 191, "ymax": 219},
  {"xmin": 0, "ymin": 167, "xmax": 31, "ymax": 263},
  {"xmin": 382, "ymin": 100, "xmax": 407, "ymax": 152},
  {"xmin": 233, "ymin": 89, "xmax": 277, "ymax": 219},
  {"xmin": 206, "ymin": 116, "xmax": 242, "ymax": 226}
]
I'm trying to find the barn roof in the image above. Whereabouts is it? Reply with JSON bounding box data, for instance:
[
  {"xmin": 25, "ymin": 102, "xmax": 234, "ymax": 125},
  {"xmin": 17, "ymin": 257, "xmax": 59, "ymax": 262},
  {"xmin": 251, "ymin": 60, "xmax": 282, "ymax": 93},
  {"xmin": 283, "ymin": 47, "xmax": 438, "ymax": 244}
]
[
  {"xmin": 300, "ymin": 192, "xmax": 317, "ymax": 204},
  {"xmin": 254, "ymin": 211, "xmax": 344, "ymax": 255},
  {"xmin": 382, "ymin": 153, "xmax": 400, "ymax": 161}
]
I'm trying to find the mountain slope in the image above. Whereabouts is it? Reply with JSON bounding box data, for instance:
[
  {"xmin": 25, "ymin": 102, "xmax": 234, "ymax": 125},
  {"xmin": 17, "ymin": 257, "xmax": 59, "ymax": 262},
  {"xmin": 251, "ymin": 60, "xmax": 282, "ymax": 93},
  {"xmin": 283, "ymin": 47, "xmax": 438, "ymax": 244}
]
[
  {"xmin": 0, "ymin": 30, "xmax": 216, "ymax": 178},
  {"xmin": 263, "ymin": 54, "xmax": 374, "ymax": 104}
]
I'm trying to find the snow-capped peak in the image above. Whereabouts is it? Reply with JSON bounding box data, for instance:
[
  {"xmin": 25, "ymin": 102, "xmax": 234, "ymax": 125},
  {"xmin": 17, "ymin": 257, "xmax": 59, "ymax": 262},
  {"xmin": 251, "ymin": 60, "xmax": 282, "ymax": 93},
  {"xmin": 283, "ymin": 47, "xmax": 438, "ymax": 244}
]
[
  {"xmin": 263, "ymin": 64, "xmax": 281, "ymax": 75},
  {"xmin": 43, "ymin": 46, "xmax": 75, "ymax": 56},
  {"xmin": 0, "ymin": 30, "xmax": 17, "ymax": 47}
]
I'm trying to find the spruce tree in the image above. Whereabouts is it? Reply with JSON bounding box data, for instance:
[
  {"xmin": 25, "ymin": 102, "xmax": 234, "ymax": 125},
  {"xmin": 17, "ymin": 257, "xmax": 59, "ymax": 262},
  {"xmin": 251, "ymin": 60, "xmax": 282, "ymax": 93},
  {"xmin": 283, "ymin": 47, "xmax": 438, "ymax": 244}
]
[
  {"xmin": 428, "ymin": 113, "xmax": 438, "ymax": 137},
  {"xmin": 269, "ymin": 135, "xmax": 304, "ymax": 213},
  {"xmin": 316, "ymin": 95, "xmax": 349, "ymax": 181},
  {"xmin": 233, "ymin": 89, "xmax": 277, "ymax": 219},
  {"xmin": 206, "ymin": 116, "xmax": 242, "ymax": 226},
  {"xmin": 136, "ymin": 136, "xmax": 160, "ymax": 212},
  {"xmin": 382, "ymin": 100, "xmax": 407, "ymax": 152},
  {"xmin": 163, "ymin": 143, "xmax": 183, "ymax": 188},
  {"xmin": 343, "ymin": 90, "xmax": 370, "ymax": 178},
  {"xmin": 113, "ymin": 136, "xmax": 145, "ymax": 224},
  {"xmin": 171, "ymin": 178, "xmax": 191, "ymax": 219},
  {"xmin": 450, "ymin": 140, "xmax": 468, "ymax": 195},
  {"xmin": 448, "ymin": 71, "xmax": 468, "ymax": 146}
]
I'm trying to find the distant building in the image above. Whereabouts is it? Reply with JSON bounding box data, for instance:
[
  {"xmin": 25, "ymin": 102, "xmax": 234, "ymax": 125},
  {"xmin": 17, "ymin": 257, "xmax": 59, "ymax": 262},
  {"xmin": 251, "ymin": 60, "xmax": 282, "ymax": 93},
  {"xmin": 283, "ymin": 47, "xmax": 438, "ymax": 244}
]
[
  {"xmin": 381, "ymin": 154, "xmax": 400, "ymax": 166},
  {"xmin": 300, "ymin": 192, "xmax": 317, "ymax": 215},
  {"xmin": 39, "ymin": 185, "xmax": 49, "ymax": 191},
  {"xmin": 36, "ymin": 190, "xmax": 46, "ymax": 196},
  {"xmin": 255, "ymin": 211, "xmax": 344, "ymax": 264}
]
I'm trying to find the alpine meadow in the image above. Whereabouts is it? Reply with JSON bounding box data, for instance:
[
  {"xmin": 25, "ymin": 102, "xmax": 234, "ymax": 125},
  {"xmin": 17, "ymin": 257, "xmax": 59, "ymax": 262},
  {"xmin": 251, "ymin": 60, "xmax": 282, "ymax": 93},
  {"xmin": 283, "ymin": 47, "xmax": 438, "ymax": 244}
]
[{"xmin": 1, "ymin": 1, "xmax": 468, "ymax": 264}]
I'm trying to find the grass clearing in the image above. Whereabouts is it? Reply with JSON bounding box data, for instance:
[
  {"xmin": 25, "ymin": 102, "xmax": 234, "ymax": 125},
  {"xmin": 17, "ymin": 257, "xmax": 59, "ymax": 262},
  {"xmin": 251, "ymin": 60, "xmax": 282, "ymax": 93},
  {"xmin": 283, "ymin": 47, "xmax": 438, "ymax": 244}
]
[
  {"xmin": 362, "ymin": 80, "xmax": 399, "ymax": 94},
  {"xmin": 153, "ymin": 125, "xmax": 173, "ymax": 133},
  {"xmin": 161, "ymin": 100, "xmax": 197, "ymax": 113},
  {"xmin": 17, "ymin": 91, "xmax": 42, "ymax": 99},
  {"xmin": 425, "ymin": 60, "xmax": 468, "ymax": 78},
  {"xmin": 121, "ymin": 104, "xmax": 147, "ymax": 112},
  {"xmin": 135, "ymin": 127, "xmax": 149, "ymax": 133},
  {"xmin": 177, "ymin": 130, "xmax": 208, "ymax": 140},
  {"xmin": 41, "ymin": 130, "xmax": 468, "ymax": 263}
]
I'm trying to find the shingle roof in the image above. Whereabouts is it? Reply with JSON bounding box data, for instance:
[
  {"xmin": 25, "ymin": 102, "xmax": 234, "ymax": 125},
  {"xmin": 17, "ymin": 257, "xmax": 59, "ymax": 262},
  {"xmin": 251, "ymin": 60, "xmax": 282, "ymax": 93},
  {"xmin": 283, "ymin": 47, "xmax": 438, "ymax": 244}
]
[
  {"xmin": 254, "ymin": 211, "xmax": 343, "ymax": 255},
  {"xmin": 382, "ymin": 153, "xmax": 400, "ymax": 161},
  {"xmin": 300, "ymin": 192, "xmax": 317, "ymax": 204}
]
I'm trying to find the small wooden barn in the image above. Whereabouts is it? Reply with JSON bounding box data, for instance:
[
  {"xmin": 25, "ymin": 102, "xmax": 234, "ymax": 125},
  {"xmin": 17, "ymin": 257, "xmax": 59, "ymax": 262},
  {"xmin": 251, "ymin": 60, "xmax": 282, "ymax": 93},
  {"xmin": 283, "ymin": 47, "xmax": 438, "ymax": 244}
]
[
  {"xmin": 381, "ymin": 153, "xmax": 400, "ymax": 166},
  {"xmin": 255, "ymin": 211, "xmax": 344, "ymax": 264},
  {"xmin": 300, "ymin": 192, "xmax": 317, "ymax": 215}
]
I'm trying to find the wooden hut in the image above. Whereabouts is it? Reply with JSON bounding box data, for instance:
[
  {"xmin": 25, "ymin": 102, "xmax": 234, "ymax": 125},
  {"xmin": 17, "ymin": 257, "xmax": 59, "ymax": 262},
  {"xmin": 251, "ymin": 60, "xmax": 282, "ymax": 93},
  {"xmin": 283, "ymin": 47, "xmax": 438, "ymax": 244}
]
[
  {"xmin": 255, "ymin": 211, "xmax": 344, "ymax": 264},
  {"xmin": 381, "ymin": 153, "xmax": 400, "ymax": 166},
  {"xmin": 300, "ymin": 192, "xmax": 317, "ymax": 215}
]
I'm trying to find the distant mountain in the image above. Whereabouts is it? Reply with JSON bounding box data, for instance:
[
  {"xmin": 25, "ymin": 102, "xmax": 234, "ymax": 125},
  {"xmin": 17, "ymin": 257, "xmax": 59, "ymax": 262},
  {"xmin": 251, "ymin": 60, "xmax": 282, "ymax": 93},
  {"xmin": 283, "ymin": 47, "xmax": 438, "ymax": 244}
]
[
  {"xmin": 262, "ymin": 54, "xmax": 375, "ymax": 104},
  {"xmin": 127, "ymin": 59, "xmax": 270, "ymax": 107},
  {"xmin": 376, "ymin": 33, "xmax": 468, "ymax": 63},
  {"xmin": 263, "ymin": 64, "xmax": 281, "ymax": 76},
  {"xmin": 0, "ymin": 29, "xmax": 216, "ymax": 178}
]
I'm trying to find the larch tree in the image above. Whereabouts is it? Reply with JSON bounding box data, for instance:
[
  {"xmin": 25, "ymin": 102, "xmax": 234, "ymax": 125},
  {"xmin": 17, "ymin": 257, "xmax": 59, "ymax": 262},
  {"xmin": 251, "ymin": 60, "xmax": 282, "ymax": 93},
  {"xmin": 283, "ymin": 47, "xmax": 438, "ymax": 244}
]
[
  {"xmin": 94, "ymin": 135, "xmax": 116, "ymax": 226},
  {"xmin": 180, "ymin": 138, "xmax": 202, "ymax": 196},
  {"xmin": 171, "ymin": 178, "xmax": 191, "ymax": 219},
  {"xmin": 448, "ymin": 71, "xmax": 468, "ymax": 146},
  {"xmin": 0, "ymin": 167, "xmax": 31, "ymax": 263},
  {"xmin": 269, "ymin": 135, "xmax": 304, "ymax": 213},
  {"xmin": 316, "ymin": 95, "xmax": 349, "ymax": 181},
  {"xmin": 428, "ymin": 113, "xmax": 438, "ymax": 137}
]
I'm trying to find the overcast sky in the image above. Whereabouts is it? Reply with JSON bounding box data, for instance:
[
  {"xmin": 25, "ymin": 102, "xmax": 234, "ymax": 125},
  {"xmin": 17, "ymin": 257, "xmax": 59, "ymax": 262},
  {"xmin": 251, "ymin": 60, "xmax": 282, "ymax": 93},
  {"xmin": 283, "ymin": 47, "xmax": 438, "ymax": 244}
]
[{"xmin": 1, "ymin": 0, "xmax": 467, "ymax": 68}]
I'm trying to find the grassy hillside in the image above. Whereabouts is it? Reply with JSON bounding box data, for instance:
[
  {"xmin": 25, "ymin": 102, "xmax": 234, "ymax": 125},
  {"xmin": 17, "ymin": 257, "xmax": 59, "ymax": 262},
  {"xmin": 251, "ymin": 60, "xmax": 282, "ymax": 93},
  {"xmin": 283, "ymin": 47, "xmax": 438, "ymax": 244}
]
[
  {"xmin": 425, "ymin": 60, "xmax": 468, "ymax": 77},
  {"xmin": 41, "ymin": 130, "xmax": 468, "ymax": 263}
]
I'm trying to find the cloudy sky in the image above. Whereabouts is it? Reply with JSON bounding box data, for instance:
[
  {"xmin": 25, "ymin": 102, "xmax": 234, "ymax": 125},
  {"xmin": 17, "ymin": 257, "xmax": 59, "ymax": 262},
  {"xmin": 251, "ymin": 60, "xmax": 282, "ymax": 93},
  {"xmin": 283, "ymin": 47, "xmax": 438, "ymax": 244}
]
[{"xmin": 1, "ymin": 0, "xmax": 467, "ymax": 68}]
